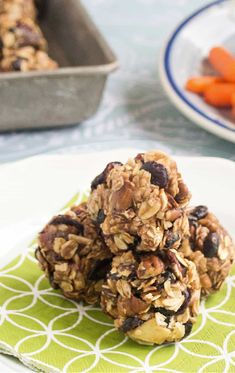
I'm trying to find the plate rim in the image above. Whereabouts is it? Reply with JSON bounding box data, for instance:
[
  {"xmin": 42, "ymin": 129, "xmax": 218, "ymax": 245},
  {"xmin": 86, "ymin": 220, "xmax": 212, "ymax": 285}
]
[{"xmin": 159, "ymin": 0, "xmax": 235, "ymax": 143}]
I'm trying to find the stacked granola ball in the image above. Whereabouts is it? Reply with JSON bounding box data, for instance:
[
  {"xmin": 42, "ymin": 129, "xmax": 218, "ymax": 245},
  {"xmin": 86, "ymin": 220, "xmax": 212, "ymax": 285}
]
[
  {"xmin": 36, "ymin": 151, "xmax": 235, "ymax": 345},
  {"xmin": 0, "ymin": 0, "xmax": 58, "ymax": 72}
]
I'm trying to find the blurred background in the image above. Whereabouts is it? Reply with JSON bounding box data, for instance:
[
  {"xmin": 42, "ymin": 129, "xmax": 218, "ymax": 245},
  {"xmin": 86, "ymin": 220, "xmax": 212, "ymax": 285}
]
[{"xmin": 0, "ymin": 0, "xmax": 234, "ymax": 163}]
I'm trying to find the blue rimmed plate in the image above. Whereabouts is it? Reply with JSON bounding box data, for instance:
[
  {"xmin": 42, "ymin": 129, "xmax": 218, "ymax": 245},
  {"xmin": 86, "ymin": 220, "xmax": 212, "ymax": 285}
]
[{"xmin": 159, "ymin": 0, "xmax": 235, "ymax": 143}]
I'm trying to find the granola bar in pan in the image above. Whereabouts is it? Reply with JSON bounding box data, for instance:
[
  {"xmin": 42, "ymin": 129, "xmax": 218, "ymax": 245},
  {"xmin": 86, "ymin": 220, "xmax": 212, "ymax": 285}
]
[
  {"xmin": 88, "ymin": 151, "xmax": 191, "ymax": 255},
  {"xmin": 0, "ymin": 0, "xmax": 58, "ymax": 72},
  {"xmin": 1, "ymin": 46, "xmax": 57, "ymax": 71},
  {"xmin": 36, "ymin": 203, "xmax": 112, "ymax": 305}
]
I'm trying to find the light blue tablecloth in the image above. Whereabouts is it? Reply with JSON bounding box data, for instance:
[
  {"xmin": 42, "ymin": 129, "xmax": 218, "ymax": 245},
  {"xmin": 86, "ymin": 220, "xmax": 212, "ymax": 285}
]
[{"xmin": 0, "ymin": 0, "xmax": 234, "ymax": 163}]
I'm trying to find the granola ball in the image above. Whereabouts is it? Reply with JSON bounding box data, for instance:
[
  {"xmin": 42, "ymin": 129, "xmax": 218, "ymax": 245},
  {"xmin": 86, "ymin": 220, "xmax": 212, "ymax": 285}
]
[
  {"xmin": 36, "ymin": 203, "xmax": 112, "ymax": 305},
  {"xmin": 0, "ymin": 17, "xmax": 47, "ymax": 51},
  {"xmin": 180, "ymin": 206, "xmax": 235, "ymax": 297},
  {"xmin": 88, "ymin": 151, "xmax": 191, "ymax": 255},
  {"xmin": 101, "ymin": 249, "xmax": 201, "ymax": 345},
  {"xmin": 0, "ymin": 46, "xmax": 58, "ymax": 71}
]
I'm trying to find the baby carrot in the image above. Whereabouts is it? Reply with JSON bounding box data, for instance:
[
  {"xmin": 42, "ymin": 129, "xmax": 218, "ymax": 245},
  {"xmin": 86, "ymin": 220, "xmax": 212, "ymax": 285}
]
[
  {"xmin": 185, "ymin": 76, "xmax": 223, "ymax": 94},
  {"xmin": 231, "ymin": 93, "xmax": 235, "ymax": 116},
  {"xmin": 209, "ymin": 46, "xmax": 235, "ymax": 83},
  {"xmin": 204, "ymin": 83, "xmax": 235, "ymax": 107}
]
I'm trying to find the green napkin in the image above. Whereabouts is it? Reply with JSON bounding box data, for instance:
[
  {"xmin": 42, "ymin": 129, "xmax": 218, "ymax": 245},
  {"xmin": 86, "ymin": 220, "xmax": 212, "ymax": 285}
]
[{"xmin": 0, "ymin": 193, "xmax": 235, "ymax": 372}]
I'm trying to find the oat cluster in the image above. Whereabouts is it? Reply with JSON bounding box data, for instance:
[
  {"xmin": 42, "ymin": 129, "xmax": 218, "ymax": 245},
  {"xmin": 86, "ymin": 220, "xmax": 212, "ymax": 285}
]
[
  {"xmin": 0, "ymin": 0, "xmax": 58, "ymax": 72},
  {"xmin": 36, "ymin": 150, "xmax": 235, "ymax": 346}
]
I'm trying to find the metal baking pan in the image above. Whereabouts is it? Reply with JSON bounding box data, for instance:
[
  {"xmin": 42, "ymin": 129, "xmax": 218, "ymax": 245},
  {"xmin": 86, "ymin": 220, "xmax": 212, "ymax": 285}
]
[{"xmin": 0, "ymin": 0, "xmax": 118, "ymax": 131}]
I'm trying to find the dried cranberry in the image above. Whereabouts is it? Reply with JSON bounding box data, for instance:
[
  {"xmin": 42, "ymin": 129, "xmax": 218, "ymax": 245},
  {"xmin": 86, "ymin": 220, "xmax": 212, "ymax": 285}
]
[
  {"xmin": 157, "ymin": 270, "xmax": 176, "ymax": 290},
  {"xmin": 107, "ymin": 272, "xmax": 120, "ymax": 281},
  {"xmin": 17, "ymin": 23, "xmax": 41, "ymax": 48},
  {"xmin": 165, "ymin": 231, "xmax": 180, "ymax": 248},
  {"xmin": 97, "ymin": 209, "xmax": 106, "ymax": 225},
  {"xmin": 190, "ymin": 205, "xmax": 208, "ymax": 220},
  {"xmin": 11, "ymin": 58, "xmax": 23, "ymax": 71},
  {"xmin": 163, "ymin": 270, "xmax": 177, "ymax": 283},
  {"xmin": 183, "ymin": 321, "xmax": 193, "ymax": 337},
  {"xmin": 154, "ymin": 307, "xmax": 175, "ymax": 317},
  {"xmin": 91, "ymin": 161, "xmax": 123, "ymax": 190},
  {"xmin": 135, "ymin": 153, "xmax": 144, "ymax": 162},
  {"xmin": 88, "ymin": 259, "xmax": 111, "ymax": 281},
  {"xmin": 48, "ymin": 272, "xmax": 59, "ymax": 289},
  {"xmin": 166, "ymin": 250, "xmax": 179, "ymax": 266},
  {"xmin": 46, "ymin": 250, "xmax": 63, "ymax": 263},
  {"xmin": 0, "ymin": 38, "xmax": 3, "ymax": 56},
  {"xmin": 165, "ymin": 316, "xmax": 171, "ymax": 325},
  {"xmin": 175, "ymin": 289, "xmax": 191, "ymax": 315},
  {"xmin": 203, "ymin": 232, "xmax": 220, "ymax": 258},
  {"xmin": 35, "ymin": 247, "xmax": 40, "ymax": 260},
  {"xmin": 50, "ymin": 216, "xmax": 84, "ymax": 234},
  {"xmin": 118, "ymin": 263, "xmax": 137, "ymax": 279},
  {"xmin": 128, "ymin": 235, "xmax": 141, "ymax": 251},
  {"xmin": 141, "ymin": 161, "xmax": 168, "ymax": 188},
  {"xmin": 120, "ymin": 316, "xmax": 144, "ymax": 333}
]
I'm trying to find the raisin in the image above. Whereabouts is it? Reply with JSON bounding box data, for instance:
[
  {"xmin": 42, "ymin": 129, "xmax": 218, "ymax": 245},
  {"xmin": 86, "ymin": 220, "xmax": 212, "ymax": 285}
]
[
  {"xmin": 0, "ymin": 38, "xmax": 3, "ymax": 56},
  {"xmin": 119, "ymin": 316, "xmax": 144, "ymax": 333},
  {"xmin": 97, "ymin": 209, "xmax": 106, "ymax": 225},
  {"xmin": 88, "ymin": 259, "xmax": 111, "ymax": 281},
  {"xmin": 48, "ymin": 272, "xmax": 59, "ymax": 289},
  {"xmin": 50, "ymin": 216, "xmax": 84, "ymax": 234},
  {"xmin": 191, "ymin": 205, "xmax": 208, "ymax": 220},
  {"xmin": 118, "ymin": 263, "xmax": 137, "ymax": 279},
  {"xmin": 17, "ymin": 23, "xmax": 41, "ymax": 48},
  {"xmin": 154, "ymin": 307, "xmax": 175, "ymax": 317},
  {"xmin": 91, "ymin": 161, "xmax": 123, "ymax": 190},
  {"xmin": 163, "ymin": 270, "xmax": 177, "ymax": 282},
  {"xmin": 35, "ymin": 247, "xmax": 40, "ymax": 260},
  {"xmin": 141, "ymin": 161, "xmax": 168, "ymax": 188},
  {"xmin": 157, "ymin": 271, "xmax": 176, "ymax": 290},
  {"xmin": 46, "ymin": 250, "xmax": 63, "ymax": 263},
  {"xmin": 165, "ymin": 316, "xmax": 171, "ymax": 325},
  {"xmin": 135, "ymin": 153, "xmax": 144, "ymax": 162},
  {"xmin": 107, "ymin": 272, "xmax": 120, "ymax": 281},
  {"xmin": 11, "ymin": 58, "xmax": 23, "ymax": 71},
  {"xmin": 165, "ymin": 231, "xmax": 180, "ymax": 248},
  {"xmin": 128, "ymin": 235, "xmax": 141, "ymax": 251},
  {"xmin": 203, "ymin": 232, "xmax": 220, "ymax": 258},
  {"xmin": 183, "ymin": 321, "xmax": 193, "ymax": 337},
  {"xmin": 175, "ymin": 289, "xmax": 191, "ymax": 315}
]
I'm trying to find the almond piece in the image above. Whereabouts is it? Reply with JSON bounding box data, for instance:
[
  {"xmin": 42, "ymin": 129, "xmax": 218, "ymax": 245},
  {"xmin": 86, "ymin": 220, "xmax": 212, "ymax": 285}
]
[{"xmin": 111, "ymin": 181, "xmax": 134, "ymax": 210}]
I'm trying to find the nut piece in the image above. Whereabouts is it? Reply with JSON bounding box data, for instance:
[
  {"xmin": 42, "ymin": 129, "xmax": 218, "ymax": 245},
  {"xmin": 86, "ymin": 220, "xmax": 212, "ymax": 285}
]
[
  {"xmin": 111, "ymin": 181, "xmax": 134, "ymax": 210},
  {"xmin": 127, "ymin": 318, "xmax": 171, "ymax": 345},
  {"xmin": 137, "ymin": 256, "xmax": 165, "ymax": 279}
]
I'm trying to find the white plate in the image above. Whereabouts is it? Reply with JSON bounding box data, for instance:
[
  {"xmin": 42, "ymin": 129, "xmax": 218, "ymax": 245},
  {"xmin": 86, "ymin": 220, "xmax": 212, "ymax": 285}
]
[
  {"xmin": 0, "ymin": 149, "xmax": 235, "ymax": 371},
  {"xmin": 159, "ymin": 0, "xmax": 235, "ymax": 143}
]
